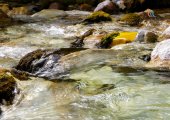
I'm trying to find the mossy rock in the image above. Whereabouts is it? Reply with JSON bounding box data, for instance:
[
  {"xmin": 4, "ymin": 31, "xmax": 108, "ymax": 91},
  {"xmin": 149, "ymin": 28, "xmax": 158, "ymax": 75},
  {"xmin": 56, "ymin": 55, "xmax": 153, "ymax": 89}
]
[
  {"xmin": 120, "ymin": 13, "xmax": 142, "ymax": 26},
  {"xmin": 83, "ymin": 11, "xmax": 112, "ymax": 24},
  {"xmin": 98, "ymin": 32, "xmax": 119, "ymax": 48},
  {"xmin": 0, "ymin": 73, "xmax": 17, "ymax": 105},
  {"xmin": 16, "ymin": 49, "xmax": 45, "ymax": 73}
]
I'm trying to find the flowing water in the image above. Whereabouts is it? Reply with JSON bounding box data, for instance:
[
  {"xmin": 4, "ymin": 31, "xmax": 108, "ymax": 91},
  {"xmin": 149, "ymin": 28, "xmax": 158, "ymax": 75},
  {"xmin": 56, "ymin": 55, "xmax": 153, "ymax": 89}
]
[{"xmin": 0, "ymin": 10, "xmax": 170, "ymax": 120}]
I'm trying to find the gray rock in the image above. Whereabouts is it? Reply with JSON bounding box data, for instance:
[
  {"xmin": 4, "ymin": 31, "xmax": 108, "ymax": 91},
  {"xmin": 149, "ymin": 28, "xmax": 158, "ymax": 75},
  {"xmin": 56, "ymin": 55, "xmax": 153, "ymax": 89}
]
[
  {"xmin": 146, "ymin": 39, "xmax": 170, "ymax": 69},
  {"xmin": 135, "ymin": 30, "xmax": 145, "ymax": 42},
  {"xmin": 151, "ymin": 39, "xmax": 170, "ymax": 60},
  {"xmin": 31, "ymin": 9, "xmax": 67, "ymax": 19}
]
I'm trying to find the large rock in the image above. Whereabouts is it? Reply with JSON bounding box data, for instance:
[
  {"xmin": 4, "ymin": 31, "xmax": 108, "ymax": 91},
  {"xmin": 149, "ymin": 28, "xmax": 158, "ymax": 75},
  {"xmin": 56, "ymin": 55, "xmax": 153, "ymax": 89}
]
[
  {"xmin": 31, "ymin": 9, "xmax": 67, "ymax": 19},
  {"xmin": 16, "ymin": 48, "xmax": 121, "ymax": 79},
  {"xmin": 15, "ymin": 48, "xmax": 86, "ymax": 79},
  {"xmin": 146, "ymin": 39, "xmax": 170, "ymax": 69}
]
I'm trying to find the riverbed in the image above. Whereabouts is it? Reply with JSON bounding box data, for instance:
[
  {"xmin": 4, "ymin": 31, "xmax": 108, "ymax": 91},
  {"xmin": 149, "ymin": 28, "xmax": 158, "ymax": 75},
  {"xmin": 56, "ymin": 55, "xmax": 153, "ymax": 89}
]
[{"xmin": 0, "ymin": 10, "xmax": 170, "ymax": 120}]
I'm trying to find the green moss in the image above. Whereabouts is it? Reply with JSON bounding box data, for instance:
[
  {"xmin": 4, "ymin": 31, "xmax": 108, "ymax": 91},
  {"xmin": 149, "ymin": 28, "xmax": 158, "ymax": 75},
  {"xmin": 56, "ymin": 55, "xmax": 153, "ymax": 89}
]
[
  {"xmin": 99, "ymin": 32, "xmax": 119, "ymax": 48},
  {"xmin": 84, "ymin": 11, "xmax": 112, "ymax": 24},
  {"xmin": 120, "ymin": 13, "xmax": 142, "ymax": 26},
  {"xmin": 0, "ymin": 73, "xmax": 16, "ymax": 105}
]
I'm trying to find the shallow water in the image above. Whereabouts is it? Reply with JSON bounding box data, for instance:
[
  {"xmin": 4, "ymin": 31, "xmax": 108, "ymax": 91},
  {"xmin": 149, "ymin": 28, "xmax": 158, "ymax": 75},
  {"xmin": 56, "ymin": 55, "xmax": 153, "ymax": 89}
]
[{"xmin": 0, "ymin": 10, "xmax": 170, "ymax": 120}]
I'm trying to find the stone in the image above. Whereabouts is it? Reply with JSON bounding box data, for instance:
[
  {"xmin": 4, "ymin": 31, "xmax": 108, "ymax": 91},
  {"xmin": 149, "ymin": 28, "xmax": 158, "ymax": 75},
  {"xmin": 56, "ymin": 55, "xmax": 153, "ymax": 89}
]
[
  {"xmin": 83, "ymin": 11, "xmax": 112, "ymax": 24},
  {"xmin": 31, "ymin": 9, "xmax": 67, "ymax": 19},
  {"xmin": 15, "ymin": 48, "xmax": 85, "ymax": 78},
  {"xmin": 15, "ymin": 49, "xmax": 46, "ymax": 73},
  {"xmin": 119, "ymin": 13, "xmax": 142, "ymax": 26},
  {"xmin": 135, "ymin": 30, "xmax": 146, "ymax": 42},
  {"xmin": 0, "ymin": 68, "xmax": 18, "ymax": 106},
  {"xmin": 146, "ymin": 39, "xmax": 170, "ymax": 69},
  {"xmin": 144, "ymin": 32, "xmax": 158, "ymax": 43}
]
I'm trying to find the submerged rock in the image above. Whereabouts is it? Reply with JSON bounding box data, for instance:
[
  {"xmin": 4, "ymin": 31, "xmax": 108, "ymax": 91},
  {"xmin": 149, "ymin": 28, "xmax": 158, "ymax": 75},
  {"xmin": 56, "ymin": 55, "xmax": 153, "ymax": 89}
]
[{"xmin": 146, "ymin": 39, "xmax": 170, "ymax": 69}]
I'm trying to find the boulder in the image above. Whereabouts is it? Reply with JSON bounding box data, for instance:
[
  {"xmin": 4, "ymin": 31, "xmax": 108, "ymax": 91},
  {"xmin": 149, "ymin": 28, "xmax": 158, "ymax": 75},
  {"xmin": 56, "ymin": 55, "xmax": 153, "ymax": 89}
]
[
  {"xmin": 15, "ymin": 48, "xmax": 86, "ymax": 79},
  {"xmin": 146, "ymin": 39, "xmax": 170, "ymax": 69},
  {"xmin": 31, "ymin": 9, "xmax": 67, "ymax": 19},
  {"xmin": 16, "ymin": 49, "xmax": 115, "ymax": 79}
]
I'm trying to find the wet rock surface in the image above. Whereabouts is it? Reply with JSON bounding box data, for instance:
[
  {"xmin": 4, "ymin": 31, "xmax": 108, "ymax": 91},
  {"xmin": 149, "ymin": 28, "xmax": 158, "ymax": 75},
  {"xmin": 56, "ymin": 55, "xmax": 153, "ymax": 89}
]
[
  {"xmin": 0, "ymin": 68, "xmax": 19, "ymax": 115},
  {"xmin": 15, "ymin": 48, "xmax": 86, "ymax": 79},
  {"xmin": 147, "ymin": 39, "xmax": 170, "ymax": 69}
]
